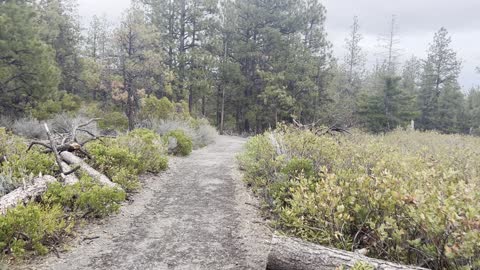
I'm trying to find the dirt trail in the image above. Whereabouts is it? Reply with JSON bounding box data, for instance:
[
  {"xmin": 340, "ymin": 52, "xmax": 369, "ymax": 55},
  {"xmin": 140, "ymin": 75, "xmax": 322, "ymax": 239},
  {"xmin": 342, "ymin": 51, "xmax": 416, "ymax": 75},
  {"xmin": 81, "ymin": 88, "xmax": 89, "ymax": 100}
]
[{"xmin": 18, "ymin": 136, "xmax": 271, "ymax": 270}]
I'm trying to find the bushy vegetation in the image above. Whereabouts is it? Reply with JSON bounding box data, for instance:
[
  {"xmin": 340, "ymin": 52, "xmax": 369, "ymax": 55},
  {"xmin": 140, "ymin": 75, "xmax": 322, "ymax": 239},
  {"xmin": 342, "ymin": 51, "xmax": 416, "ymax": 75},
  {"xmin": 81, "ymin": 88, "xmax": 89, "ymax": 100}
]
[
  {"xmin": 239, "ymin": 126, "xmax": 480, "ymax": 269},
  {"xmin": 0, "ymin": 203, "xmax": 68, "ymax": 258},
  {"xmin": 0, "ymin": 174, "xmax": 125, "ymax": 258},
  {"xmin": 43, "ymin": 174, "xmax": 126, "ymax": 218},
  {"xmin": 86, "ymin": 128, "xmax": 168, "ymax": 191},
  {"xmin": 164, "ymin": 130, "xmax": 193, "ymax": 156},
  {"xmin": 0, "ymin": 128, "xmax": 56, "ymax": 195},
  {"xmin": 139, "ymin": 96, "xmax": 175, "ymax": 121},
  {"xmin": 138, "ymin": 96, "xmax": 217, "ymax": 149}
]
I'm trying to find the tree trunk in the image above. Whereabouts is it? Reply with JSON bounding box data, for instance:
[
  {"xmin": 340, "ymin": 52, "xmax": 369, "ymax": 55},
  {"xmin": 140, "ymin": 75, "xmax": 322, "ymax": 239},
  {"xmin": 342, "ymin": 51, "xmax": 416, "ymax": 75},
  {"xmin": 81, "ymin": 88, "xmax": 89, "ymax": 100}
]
[
  {"xmin": 0, "ymin": 176, "xmax": 57, "ymax": 215},
  {"xmin": 177, "ymin": 0, "xmax": 187, "ymax": 102},
  {"xmin": 60, "ymin": 162, "xmax": 79, "ymax": 185},
  {"xmin": 220, "ymin": 86, "xmax": 225, "ymax": 135},
  {"xmin": 60, "ymin": 152, "xmax": 119, "ymax": 189},
  {"xmin": 267, "ymin": 235, "xmax": 426, "ymax": 270}
]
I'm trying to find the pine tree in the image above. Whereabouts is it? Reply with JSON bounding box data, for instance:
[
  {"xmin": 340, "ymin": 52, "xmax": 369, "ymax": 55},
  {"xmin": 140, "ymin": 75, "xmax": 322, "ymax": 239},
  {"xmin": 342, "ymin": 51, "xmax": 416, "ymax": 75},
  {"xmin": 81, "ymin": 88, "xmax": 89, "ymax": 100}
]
[
  {"xmin": 344, "ymin": 16, "xmax": 365, "ymax": 92},
  {"xmin": 37, "ymin": 0, "xmax": 83, "ymax": 95},
  {"xmin": 0, "ymin": 0, "xmax": 60, "ymax": 115},
  {"xmin": 358, "ymin": 76, "xmax": 417, "ymax": 132},
  {"xmin": 378, "ymin": 15, "xmax": 401, "ymax": 75},
  {"xmin": 418, "ymin": 27, "xmax": 461, "ymax": 131},
  {"xmin": 115, "ymin": 6, "xmax": 163, "ymax": 130}
]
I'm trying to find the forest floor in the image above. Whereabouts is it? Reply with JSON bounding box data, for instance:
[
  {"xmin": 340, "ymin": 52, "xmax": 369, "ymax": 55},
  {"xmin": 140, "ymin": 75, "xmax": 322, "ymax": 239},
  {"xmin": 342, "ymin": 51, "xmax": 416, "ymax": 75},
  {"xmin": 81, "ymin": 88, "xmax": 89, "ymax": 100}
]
[{"xmin": 16, "ymin": 136, "xmax": 271, "ymax": 270}]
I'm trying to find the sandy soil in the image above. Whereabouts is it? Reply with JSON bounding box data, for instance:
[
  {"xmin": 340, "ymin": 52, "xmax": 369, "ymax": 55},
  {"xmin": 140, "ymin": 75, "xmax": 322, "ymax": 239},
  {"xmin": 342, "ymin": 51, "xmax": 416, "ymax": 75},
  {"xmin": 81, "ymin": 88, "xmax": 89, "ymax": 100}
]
[{"xmin": 16, "ymin": 136, "xmax": 272, "ymax": 270}]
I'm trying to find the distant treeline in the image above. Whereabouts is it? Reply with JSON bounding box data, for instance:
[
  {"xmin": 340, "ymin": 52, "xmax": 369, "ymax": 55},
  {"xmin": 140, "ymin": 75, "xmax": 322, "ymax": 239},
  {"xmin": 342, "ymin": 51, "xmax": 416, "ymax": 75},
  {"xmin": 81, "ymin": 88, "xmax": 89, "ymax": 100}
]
[{"xmin": 1, "ymin": 0, "xmax": 479, "ymax": 134}]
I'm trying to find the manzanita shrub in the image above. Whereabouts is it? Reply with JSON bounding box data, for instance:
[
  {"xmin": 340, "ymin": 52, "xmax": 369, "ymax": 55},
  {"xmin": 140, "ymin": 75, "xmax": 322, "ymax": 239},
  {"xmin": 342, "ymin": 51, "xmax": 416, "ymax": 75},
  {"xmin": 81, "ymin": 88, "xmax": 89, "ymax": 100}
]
[{"xmin": 238, "ymin": 125, "xmax": 480, "ymax": 269}]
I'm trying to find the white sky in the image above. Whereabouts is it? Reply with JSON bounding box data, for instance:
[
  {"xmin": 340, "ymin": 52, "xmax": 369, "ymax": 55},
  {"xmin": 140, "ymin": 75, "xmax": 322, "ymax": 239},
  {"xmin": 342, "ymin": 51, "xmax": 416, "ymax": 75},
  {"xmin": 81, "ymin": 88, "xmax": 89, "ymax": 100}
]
[{"xmin": 77, "ymin": 0, "xmax": 480, "ymax": 89}]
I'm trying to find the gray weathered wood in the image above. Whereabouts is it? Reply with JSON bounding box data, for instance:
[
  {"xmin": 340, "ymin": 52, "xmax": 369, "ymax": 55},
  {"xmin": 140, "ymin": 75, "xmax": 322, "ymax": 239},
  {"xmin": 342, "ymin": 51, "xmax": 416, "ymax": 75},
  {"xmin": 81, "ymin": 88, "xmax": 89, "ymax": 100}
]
[
  {"xmin": 267, "ymin": 235, "xmax": 427, "ymax": 270},
  {"xmin": 0, "ymin": 175, "xmax": 57, "ymax": 214},
  {"xmin": 60, "ymin": 161, "xmax": 79, "ymax": 185},
  {"xmin": 60, "ymin": 151, "xmax": 119, "ymax": 189}
]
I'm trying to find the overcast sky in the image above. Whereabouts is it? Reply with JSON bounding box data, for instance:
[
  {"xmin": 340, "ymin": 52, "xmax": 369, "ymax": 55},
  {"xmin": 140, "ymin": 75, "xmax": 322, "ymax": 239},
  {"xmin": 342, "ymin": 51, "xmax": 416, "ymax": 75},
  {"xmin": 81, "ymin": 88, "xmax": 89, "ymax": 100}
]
[{"xmin": 77, "ymin": 0, "xmax": 480, "ymax": 89}]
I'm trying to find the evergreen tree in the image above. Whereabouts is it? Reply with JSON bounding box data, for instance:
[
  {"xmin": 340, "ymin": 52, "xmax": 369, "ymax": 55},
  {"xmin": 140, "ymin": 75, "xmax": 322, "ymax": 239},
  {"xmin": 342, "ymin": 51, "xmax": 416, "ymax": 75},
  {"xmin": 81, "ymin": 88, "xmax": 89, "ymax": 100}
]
[
  {"xmin": 418, "ymin": 27, "xmax": 462, "ymax": 131},
  {"xmin": 344, "ymin": 16, "xmax": 365, "ymax": 93},
  {"xmin": 115, "ymin": 6, "xmax": 163, "ymax": 130},
  {"xmin": 37, "ymin": 0, "xmax": 83, "ymax": 96},
  {"xmin": 0, "ymin": 0, "xmax": 60, "ymax": 116},
  {"xmin": 358, "ymin": 76, "xmax": 417, "ymax": 132}
]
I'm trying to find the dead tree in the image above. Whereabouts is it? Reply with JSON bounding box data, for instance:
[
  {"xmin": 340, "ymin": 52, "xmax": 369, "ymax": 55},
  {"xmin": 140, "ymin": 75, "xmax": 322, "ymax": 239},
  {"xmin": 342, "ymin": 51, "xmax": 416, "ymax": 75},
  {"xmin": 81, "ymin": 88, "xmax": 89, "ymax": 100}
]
[
  {"xmin": 27, "ymin": 119, "xmax": 119, "ymax": 188},
  {"xmin": 0, "ymin": 119, "xmax": 122, "ymax": 215},
  {"xmin": 292, "ymin": 119, "xmax": 350, "ymax": 136},
  {"xmin": 0, "ymin": 176, "xmax": 57, "ymax": 214},
  {"xmin": 267, "ymin": 235, "xmax": 426, "ymax": 270}
]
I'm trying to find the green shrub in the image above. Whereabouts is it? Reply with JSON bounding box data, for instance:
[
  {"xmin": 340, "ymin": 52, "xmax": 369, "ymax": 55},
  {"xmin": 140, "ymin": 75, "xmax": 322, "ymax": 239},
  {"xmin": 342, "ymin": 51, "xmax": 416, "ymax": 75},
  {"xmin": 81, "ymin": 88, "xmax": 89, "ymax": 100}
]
[
  {"xmin": 281, "ymin": 158, "xmax": 314, "ymax": 179},
  {"xmin": 97, "ymin": 111, "xmax": 129, "ymax": 132},
  {"xmin": 351, "ymin": 262, "xmax": 375, "ymax": 270},
  {"xmin": 111, "ymin": 168, "xmax": 140, "ymax": 193},
  {"xmin": 85, "ymin": 140, "xmax": 141, "ymax": 191},
  {"xmin": 122, "ymin": 129, "xmax": 168, "ymax": 173},
  {"xmin": 0, "ymin": 129, "xmax": 56, "ymax": 189},
  {"xmin": 30, "ymin": 93, "xmax": 82, "ymax": 120},
  {"xmin": 43, "ymin": 174, "xmax": 126, "ymax": 218},
  {"xmin": 139, "ymin": 96, "xmax": 174, "ymax": 120},
  {"xmin": 0, "ymin": 203, "xmax": 67, "ymax": 257},
  {"xmin": 165, "ymin": 130, "xmax": 193, "ymax": 156},
  {"xmin": 240, "ymin": 126, "xmax": 480, "ymax": 269},
  {"xmin": 85, "ymin": 129, "xmax": 168, "ymax": 191},
  {"xmin": 86, "ymin": 140, "xmax": 141, "ymax": 176}
]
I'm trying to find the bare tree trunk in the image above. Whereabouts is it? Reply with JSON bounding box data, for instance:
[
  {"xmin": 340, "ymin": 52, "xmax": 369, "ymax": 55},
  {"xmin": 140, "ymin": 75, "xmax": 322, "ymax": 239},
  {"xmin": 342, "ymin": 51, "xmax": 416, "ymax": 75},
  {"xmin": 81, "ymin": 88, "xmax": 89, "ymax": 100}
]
[
  {"xmin": 220, "ymin": 86, "xmax": 225, "ymax": 135},
  {"xmin": 267, "ymin": 235, "xmax": 426, "ymax": 270}
]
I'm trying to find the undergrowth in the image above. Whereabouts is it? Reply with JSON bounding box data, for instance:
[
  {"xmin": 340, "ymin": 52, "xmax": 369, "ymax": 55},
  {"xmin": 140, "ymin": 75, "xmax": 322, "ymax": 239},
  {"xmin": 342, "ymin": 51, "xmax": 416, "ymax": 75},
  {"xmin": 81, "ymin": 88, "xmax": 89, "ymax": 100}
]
[{"xmin": 238, "ymin": 125, "xmax": 480, "ymax": 269}]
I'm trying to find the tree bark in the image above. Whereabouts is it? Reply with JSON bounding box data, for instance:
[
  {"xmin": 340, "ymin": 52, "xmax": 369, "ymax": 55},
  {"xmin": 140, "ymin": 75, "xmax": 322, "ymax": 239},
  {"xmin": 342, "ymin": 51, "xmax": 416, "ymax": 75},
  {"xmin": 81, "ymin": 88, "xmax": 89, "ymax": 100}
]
[
  {"xmin": 267, "ymin": 235, "xmax": 426, "ymax": 270},
  {"xmin": 60, "ymin": 162, "xmax": 79, "ymax": 185},
  {"xmin": 60, "ymin": 152, "xmax": 119, "ymax": 189},
  {"xmin": 0, "ymin": 176, "xmax": 57, "ymax": 215}
]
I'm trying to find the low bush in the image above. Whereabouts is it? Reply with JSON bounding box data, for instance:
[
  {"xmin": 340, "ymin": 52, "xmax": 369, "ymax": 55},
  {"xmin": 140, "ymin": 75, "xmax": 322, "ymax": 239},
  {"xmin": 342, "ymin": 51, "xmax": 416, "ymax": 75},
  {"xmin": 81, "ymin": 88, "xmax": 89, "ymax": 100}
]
[
  {"xmin": 97, "ymin": 111, "xmax": 129, "ymax": 132},
  {"xmin": 189, "ymin": 118, "xmax": 218, "ymax": 148},
  {"xmin": 11, "ymin": 118, "xmax": 45, "ymax": 139},
  {"xmin": 281, "ymin": 157, "xmax": 314, "ymax": 179},
  {"xmin": 85, "ymin": 128, "xmax": 168, "ymax": 191},
  {"xmin": 0, "ymin": 173, "xmax": 126, "ymax": 259},
  {"xmin": 0, "ymin": 203, "xmax": 68, "ymax": 257},
  {"xmin": 0, "ymin": 128, "xmax": 56, "ymax": 195},
  {"xmin": 85, "ymin": 140, "xmax": 141, "ymax": 191},
  {"xmin": 239, "ymin": 126, "xmax": 480, "ymax": 269},
  {"xmin": 30, "ymin": 92, "xmax": 82, "ymax": 121},
  {"xmin": 120, "ymin": 129, "xmax": 168, "ymax": 173},
  {"xmin": 43, "ymin": 174, "xmax": 126, "ymax": 218},
  {"xmin": 165, "ymin": 130, "xmax": 193, "ymax": 156},
  {"xmin": 139, "ymin": 96, "xmax": 174, "ymax": 121},
  {"xmin": 149, "ymin": 118, "xmax": 217, "ymax": 149}
]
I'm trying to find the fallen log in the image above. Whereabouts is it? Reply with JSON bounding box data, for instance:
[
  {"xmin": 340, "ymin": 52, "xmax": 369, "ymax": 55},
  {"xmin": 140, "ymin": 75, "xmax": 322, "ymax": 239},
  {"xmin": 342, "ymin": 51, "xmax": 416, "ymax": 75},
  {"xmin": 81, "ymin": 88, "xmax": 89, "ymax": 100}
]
[
  {"xmin": 0, "ymin": 175, "xmax": 57, "ymax": 215},
  {"xmin": 266, "ymin": 235, "xmax": 426, "ymax": 270},
  {"xmin": 60, "ymin": 162, "xmax": 79, "ymax": 185},
  {"xmin": 60, "ymin": 151, "xmax": 119, "ymax": 189}
]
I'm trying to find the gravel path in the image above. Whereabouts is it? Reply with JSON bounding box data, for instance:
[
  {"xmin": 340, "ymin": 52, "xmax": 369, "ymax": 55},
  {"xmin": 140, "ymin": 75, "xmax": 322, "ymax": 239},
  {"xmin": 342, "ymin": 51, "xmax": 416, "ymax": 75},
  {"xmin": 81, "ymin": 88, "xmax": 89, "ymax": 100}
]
[{"xmin": 18, "ymin": 136, "xmax": 271, "ymax": 270}]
